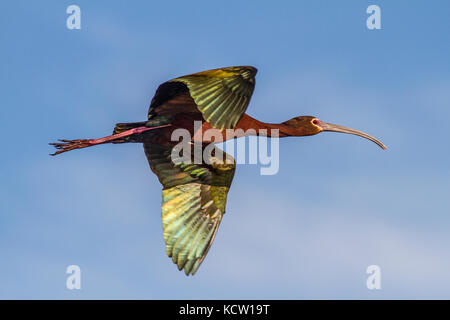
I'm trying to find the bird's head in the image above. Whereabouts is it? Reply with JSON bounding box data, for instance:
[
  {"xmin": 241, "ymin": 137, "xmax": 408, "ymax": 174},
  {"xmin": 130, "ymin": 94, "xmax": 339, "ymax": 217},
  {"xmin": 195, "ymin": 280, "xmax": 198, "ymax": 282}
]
[{"xmin": 282, "ymin": 116, "xmax": 386, "ymax": 149}]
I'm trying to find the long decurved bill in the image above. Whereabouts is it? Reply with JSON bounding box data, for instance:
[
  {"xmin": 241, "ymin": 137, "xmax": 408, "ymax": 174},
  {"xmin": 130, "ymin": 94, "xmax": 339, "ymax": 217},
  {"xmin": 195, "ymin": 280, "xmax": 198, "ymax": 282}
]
[{"xmin": 320, "ymin": 122, "xmax": 386, "ymax": 150}]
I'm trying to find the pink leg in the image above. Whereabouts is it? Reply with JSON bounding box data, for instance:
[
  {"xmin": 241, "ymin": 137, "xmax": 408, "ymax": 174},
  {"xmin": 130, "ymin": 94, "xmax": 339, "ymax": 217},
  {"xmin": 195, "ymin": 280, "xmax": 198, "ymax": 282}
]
[{"xmin": 50, "ymin": 124, "xmax": 171, "ymax": 156}]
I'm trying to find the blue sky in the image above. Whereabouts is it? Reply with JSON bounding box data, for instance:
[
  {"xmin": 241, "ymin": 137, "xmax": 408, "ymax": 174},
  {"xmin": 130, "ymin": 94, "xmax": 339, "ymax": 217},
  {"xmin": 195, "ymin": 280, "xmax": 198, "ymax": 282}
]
[{"xmin": 1, "ymin": 0, "xmax": 449, "ymax": 299}]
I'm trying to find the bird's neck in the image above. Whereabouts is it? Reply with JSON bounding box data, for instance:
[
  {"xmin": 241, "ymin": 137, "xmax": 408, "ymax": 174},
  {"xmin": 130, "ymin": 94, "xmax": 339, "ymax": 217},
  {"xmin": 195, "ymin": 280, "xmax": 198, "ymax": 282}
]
[
  {"xmin": 197, "ymin": 114, "xmax": 302, "ymax": 143},
  {"xmin": 233, "ymin": 114, "xmax": 297, "ymax": 138}
]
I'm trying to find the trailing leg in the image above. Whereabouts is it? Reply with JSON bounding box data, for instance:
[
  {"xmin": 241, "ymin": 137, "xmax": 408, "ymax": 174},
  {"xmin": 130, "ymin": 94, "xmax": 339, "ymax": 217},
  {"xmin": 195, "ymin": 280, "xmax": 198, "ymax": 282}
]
[{"xmin": 49, "ymin": 123, "xmax": 171, "ymax": 156}]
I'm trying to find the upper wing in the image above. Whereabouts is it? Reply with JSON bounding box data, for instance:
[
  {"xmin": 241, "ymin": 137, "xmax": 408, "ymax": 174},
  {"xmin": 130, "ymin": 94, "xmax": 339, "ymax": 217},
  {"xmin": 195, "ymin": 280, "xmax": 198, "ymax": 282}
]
[
  {"xmin": 144, "ymin": 142, "xmax": 235, "ymax": 275},
  {"xmin": 148, "ymin": 66, "xmax": 257, "ymax": 130}
]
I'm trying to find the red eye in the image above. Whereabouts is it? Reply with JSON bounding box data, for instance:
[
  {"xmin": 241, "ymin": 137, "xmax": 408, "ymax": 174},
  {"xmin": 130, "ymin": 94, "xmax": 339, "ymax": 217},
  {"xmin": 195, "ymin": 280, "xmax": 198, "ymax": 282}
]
[{"xmin": 312, "ymin": 119, "xmax": 320, "ymax": 125}]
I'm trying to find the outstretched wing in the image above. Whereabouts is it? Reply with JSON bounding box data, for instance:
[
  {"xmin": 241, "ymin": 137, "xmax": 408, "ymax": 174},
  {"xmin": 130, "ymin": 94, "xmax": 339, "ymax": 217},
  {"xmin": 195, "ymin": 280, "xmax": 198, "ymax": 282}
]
[
  {"xmin": 148, "ymin": 66, "xmax": 257, "ymax": 130},
  {"xmin": 144, "ymin": 142, "xmax": 235, "ymax": 275}
]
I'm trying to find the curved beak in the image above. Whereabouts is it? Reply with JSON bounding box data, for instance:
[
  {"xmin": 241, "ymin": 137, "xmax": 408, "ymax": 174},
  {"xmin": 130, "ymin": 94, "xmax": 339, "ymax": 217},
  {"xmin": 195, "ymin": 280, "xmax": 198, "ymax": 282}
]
[{"xmin": 320, "ymin": 122, "xmax": 386, "ymax": 150}]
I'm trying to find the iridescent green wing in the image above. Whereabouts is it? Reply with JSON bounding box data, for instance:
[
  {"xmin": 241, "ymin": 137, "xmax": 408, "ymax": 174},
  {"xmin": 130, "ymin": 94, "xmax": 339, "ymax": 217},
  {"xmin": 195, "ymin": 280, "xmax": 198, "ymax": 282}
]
[
  {"xmin": 167, "ymin": 66, "xmax": 257, "ymax": 130},
  {"xmin": 143, "ymin": 143, "xmax": 235, "ymax": 275}
]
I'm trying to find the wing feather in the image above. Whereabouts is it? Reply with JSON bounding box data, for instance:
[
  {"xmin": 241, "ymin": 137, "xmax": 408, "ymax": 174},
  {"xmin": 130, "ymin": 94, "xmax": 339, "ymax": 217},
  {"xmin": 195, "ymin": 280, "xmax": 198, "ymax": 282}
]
[
  {"xmin": 144, "ymin": 143, "xmax": 235, "ymax": 275},
  {"xmin": 169, "ymin": 66, "xmax": 257, "ymax": 129}
]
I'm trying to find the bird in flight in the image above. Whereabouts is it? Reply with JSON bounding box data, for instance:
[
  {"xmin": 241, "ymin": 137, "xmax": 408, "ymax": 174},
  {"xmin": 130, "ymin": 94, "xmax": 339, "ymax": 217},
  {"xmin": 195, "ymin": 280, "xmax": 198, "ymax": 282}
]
[{"xmin": 50, "ymin": 66, "xmax": 386, "ymax": 275}]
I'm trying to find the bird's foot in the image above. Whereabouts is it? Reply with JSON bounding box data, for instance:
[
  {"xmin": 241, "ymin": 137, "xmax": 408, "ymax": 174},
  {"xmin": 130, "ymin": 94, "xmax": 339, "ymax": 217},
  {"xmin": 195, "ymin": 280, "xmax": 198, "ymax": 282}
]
[{"xmin": 49, "ymin": 139, "xmax": 95, "ymax": 156}]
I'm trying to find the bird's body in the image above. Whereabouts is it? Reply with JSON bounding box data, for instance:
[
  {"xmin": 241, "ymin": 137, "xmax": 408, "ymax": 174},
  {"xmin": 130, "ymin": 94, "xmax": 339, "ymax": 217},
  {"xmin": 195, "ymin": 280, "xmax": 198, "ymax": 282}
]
[{"xmin": 51, "ymin": 66, "xmax": 385, "ymax": 275}]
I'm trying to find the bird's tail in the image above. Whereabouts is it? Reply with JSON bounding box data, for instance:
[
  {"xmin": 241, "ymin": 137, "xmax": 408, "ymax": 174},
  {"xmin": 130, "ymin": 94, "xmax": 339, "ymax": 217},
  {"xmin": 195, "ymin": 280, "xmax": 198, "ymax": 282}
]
[
  {"xmin": 114, "ymin": 116, "xmax": 173, "ymax": 135},
  {"xmin": 111, "ymin": 121, "xmax": 149, "ymax": 144},
  {"xmin": 113, "ymin": 121, "xmax": 147, "ymax": 134}
]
